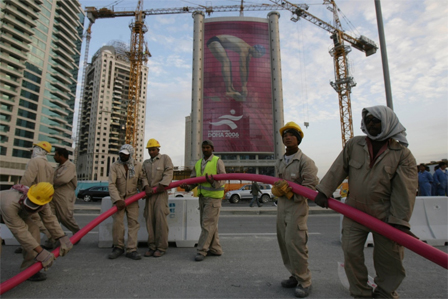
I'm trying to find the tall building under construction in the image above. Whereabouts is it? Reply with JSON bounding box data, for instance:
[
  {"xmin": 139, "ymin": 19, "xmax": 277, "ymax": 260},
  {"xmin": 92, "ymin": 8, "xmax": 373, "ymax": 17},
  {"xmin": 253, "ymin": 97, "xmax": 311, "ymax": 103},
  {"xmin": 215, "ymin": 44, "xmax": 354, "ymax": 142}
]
[
  {"xmin": 185, "ymin": 12, "xmax": 285, "ymax": 176},
  {"xmin": 0, "ymin": 0, "xmax": 84, "ymax": 185},
  {"xmin": 76, "ymin": 44, "xmax": 148, "ymax": 181}
]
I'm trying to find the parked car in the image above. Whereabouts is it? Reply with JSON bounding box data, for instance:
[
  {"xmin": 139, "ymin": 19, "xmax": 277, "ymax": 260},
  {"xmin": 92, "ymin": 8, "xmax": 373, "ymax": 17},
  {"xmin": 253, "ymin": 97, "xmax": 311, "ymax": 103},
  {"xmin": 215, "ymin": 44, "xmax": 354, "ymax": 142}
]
[
  {"xmin": 225, "ymin": 184, "xmax": 273, "ymax": 204},
  {"xmin": 168, "ymin": 187, "xmax": 193, "ymax": 198},
  {"xmin": 78, "ymin": 186, "xmax": 110, "ymax": 202}
]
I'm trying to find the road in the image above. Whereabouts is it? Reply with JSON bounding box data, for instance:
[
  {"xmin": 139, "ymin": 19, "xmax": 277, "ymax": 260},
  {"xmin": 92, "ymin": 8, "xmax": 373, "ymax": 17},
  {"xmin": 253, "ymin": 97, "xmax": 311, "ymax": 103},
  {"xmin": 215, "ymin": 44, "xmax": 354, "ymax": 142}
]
[{"xmin": 1, "ymin": 212, "xmax": 447, "ymax": 298}]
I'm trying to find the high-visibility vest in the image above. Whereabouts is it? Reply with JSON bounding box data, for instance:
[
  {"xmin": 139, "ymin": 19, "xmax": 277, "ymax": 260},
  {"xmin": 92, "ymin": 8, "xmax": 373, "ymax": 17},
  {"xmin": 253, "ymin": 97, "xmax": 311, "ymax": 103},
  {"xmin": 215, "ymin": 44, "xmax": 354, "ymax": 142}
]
[{"xmin": 195, "ymin": 156, "xmax": 225, "ymax": 198}]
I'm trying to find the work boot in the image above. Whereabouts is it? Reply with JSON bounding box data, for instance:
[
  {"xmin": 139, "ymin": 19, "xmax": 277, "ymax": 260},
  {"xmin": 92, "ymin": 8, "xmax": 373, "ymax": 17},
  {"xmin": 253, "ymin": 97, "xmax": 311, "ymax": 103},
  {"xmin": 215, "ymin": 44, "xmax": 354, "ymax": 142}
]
[
  {"xmin": 195, "ymin": 253, "xmax": 205, "ymax": 261},
  {"xmin": 281, "ymin": 276, "xmax": 298, "ymax": 288},
  {"xmin": 153, "ymin": 250, "xmax": 165, "ymax": 258},
  {"xmin": 295, "ymin": 284, "xmax": 312, "ymax": 298},
  {"xmin": 207, "ymin": 251, "xmax": 222, "ymax": 256},
  {"xmin": 125, "ymin": 251, "xmax": 142, "ymax": 260},
  {"xmin": 14, "ymin": 247, "xmax": 23, "ymax": 254},
  {"xmin": 144, "ymin": 249, "xmax": 155, "ymax": 257},
  {"xmin": 28, "ymin": 272, "xmax": 47, "ymax": 281},
  {"xmin": 108, "ymin": 247, "xmax": 124, "ymax": 259}
]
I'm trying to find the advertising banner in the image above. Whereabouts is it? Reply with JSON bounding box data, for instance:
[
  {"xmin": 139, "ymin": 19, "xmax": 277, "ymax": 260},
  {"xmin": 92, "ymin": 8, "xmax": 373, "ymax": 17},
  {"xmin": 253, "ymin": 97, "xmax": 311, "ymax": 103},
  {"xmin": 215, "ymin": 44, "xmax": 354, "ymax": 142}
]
[{"xmin": 203, "ymin": 20, "xmax": 273, "ymax": 152}]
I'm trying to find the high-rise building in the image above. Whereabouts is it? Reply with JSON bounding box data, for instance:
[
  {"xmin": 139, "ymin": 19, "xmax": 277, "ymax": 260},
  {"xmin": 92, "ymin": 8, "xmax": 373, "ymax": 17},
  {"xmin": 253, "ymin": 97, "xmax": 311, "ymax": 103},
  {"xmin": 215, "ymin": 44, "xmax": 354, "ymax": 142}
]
[
  {"xmin": 0, "ymin": 0, "xmax": 84, "ymax": 185},
  {"xmin": 186, "ymin": 12, "xmax": 284, "ymax": 176},
  {"xmin": 76, "ymin": 44, "xmax": 148, "ymax": 181}
]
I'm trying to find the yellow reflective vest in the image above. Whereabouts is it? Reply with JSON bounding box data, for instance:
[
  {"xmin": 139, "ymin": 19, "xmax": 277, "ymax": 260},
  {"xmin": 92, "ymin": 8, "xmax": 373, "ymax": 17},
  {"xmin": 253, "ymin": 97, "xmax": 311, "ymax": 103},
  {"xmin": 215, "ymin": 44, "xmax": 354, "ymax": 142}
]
[{"xmin": 195, "ymin": 156, "xmax": 225, "ymax": 198}]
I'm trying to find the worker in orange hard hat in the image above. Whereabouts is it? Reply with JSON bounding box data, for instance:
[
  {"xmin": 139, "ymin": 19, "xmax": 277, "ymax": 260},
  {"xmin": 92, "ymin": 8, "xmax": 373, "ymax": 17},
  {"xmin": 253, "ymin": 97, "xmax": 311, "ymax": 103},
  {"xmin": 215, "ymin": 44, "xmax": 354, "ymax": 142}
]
[
  {"xmin": 142, "ymin": 138, "xmax": 174, "ymax": 258},
  {"xmin": 273, "ymin": 121, "xmax": 318, "ymax": 298},
  {"xmin": 0, "ymin": 182, "xmax": 73, "ymax": 281}
]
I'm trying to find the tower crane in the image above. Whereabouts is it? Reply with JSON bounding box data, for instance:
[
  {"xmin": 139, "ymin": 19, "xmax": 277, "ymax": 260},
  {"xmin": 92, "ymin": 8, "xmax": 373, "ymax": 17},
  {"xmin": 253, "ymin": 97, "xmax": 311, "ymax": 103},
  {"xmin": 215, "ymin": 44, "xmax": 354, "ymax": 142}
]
[{"xmin": 269, "ymin": 0, "xmax": 377, "ymax": 146}]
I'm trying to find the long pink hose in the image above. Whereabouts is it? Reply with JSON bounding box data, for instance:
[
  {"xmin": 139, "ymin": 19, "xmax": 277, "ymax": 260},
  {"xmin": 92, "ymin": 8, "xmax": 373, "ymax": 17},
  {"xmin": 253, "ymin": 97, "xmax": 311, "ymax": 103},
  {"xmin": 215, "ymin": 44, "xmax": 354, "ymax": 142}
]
[{"xmin": 1, "ymin": 173, "xmax": 447, "ymax": 294}]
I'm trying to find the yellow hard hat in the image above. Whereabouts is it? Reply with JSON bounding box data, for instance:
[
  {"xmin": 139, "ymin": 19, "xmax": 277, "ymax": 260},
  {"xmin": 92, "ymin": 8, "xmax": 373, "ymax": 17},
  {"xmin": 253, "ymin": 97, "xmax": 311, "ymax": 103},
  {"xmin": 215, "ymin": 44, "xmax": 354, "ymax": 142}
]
[
  {"xmin": 27, "ymin": 182, "xmax": 54, "ymax": 206},
  {"xmin": 146, "ymin": 138, "xmax": 161, "ymax": 149},
  {"xmin": 33, "ymin": 141, "xmax": 52, "ymax": 153},
  {"xmin": 279, "ymin": 122, "xmax": 304, "ymax": 139}
]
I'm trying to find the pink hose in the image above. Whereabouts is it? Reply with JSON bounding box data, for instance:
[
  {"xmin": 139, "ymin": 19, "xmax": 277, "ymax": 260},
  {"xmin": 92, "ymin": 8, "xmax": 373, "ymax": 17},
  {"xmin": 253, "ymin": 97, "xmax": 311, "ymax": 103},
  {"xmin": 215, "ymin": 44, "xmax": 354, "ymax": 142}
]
[{"xmin": 1, "ymin": 173, "xmax": 447, "ymax": 294}]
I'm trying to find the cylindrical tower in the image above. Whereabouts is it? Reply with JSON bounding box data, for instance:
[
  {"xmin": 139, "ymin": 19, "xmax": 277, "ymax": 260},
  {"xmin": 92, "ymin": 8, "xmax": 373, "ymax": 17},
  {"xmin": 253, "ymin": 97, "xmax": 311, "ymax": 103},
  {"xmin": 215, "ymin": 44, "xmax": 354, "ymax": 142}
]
[
  {"xmin": 268, "ymin": 11, "xmax": 284, "ymax": 159},
  {"xmin": 190, "ymin": 11, "xmax": 205, "ymax": 166}
]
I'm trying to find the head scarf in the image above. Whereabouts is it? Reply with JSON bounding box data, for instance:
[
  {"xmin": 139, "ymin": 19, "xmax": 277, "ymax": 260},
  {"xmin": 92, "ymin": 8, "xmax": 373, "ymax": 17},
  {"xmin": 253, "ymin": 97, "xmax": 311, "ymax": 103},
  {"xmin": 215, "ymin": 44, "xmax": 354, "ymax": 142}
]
[
  {"xmin": 118, "ymin": 144, "xmax": 136, "ymax": 178},
  {"xmin": 31, "ymin": 146, "xmax": 48, "ymax": 159},
  {"xmin": 11, "ymin": 185, "xmax": 30, "ymax": 202},
  {"xmin": 361, "ymin": 105, "xmax": 408, "ymax": 147}
]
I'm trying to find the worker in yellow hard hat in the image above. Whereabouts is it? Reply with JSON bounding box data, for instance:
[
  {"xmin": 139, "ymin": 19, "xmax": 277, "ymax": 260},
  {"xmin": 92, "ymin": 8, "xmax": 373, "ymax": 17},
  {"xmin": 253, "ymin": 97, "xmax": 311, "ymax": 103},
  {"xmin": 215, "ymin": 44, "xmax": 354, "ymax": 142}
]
[
  {"xmin": 141, "ymin": 138, "xmax": 174, "ymax": 258},
  {"xmin": 0, "ymin": 182, "xmax": 73, "ymax": 281},
  {"xmin": 16, "ymin": 140, "xmax": 55, "ymax": 253},
  {"xmin": 273, "ymin": 121, "xmax": 318, "ymax": 298}
]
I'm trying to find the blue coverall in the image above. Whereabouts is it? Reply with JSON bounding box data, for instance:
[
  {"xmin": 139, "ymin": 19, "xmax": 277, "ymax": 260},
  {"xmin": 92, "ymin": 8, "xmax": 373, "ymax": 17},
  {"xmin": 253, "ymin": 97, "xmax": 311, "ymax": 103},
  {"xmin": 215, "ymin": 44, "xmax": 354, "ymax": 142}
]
[
  {"xmin": 418, "ymin": 171, "xmax": 433, "ymax": 196},
  {"xmin": 433, "ymin": 169, "xmax": 448, "ymax": 196}
]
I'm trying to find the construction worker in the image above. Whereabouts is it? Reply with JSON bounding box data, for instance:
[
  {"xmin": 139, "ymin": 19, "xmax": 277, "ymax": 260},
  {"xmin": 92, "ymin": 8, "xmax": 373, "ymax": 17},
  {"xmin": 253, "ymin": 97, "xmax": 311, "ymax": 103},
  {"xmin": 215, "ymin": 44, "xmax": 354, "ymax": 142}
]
[
  {"xmin": 314, "ymin": 105, "xmax": 418, "ymax": 298},
  {"xmin": 52, "ymin": 147, "xmax": 80, "ymax": 237},
  {"xmin": 433, "ymin": 162, "xmax": 448, "ymax": 196},
  {"xmin": 108, "ymin": 144, "xmax": 148, "ymax": 260},
  {"xmin": 142, "ymin": 139, "xmax": 174, "ymax": 258},
  {"xmin": 271, "ymin": 121, "xmax": 318, "ymax": 298},
  {"xmin": 18, "ymin": 141, "xmax": 55, "ymax": 251},
  {"xmin": 180, "ymin": 140, "xmax": 226, "ymax": 261},
  {"xmin": 0, "ymin": 182, "xmax": 73, "ymax": 281}
]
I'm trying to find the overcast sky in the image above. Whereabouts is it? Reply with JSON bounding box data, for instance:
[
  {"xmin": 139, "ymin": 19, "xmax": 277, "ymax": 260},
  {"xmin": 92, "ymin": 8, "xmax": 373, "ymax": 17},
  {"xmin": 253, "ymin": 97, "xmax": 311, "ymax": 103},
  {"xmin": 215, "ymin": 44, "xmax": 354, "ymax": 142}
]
[{"xmin": 77, "ymin": 0, "xmax": 447, "ymax": 178}]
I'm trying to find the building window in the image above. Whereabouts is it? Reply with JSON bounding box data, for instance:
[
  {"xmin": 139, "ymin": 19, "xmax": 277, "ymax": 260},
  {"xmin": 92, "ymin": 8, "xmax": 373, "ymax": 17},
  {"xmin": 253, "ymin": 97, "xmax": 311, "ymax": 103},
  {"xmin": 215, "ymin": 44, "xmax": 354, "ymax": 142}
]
[{"xmin": 12, "ymin": 149, "xmax": 31, "ymax": 159}]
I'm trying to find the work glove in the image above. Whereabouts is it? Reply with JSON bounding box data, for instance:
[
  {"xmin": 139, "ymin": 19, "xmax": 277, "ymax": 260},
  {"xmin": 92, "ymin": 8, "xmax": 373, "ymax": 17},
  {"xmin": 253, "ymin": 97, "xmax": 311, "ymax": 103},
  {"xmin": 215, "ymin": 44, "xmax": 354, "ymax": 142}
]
[
  {"xmin": 145, "ymin": 186, "xmax": 153, "ymax": 196},
  {"xmin": 180, "ymin": 184, "xmax": 191, "ymax": 192},
  {"xmin": 115, "ymin": 200, "xmax": 126, "ymax": 211},
  {"xmin": 390, "ymin": 224, "xmax": 419, "ymax": 239},
  {"xmin": 58, "ymin": 235, "xmax": 73, "ymax": 257},
  {"xmin": 205, "ymin": 174, "xmax": 215, "ymax": 185},
  {"xmin": 35, "ymin": 249, "xmax": 55, "ymax": 271},
  {"xmin": 272, "ymin": 180, "xmax": 294, "ymax": 199},
  {"xmin": 314, "ymin": 192, "xmax": 329, "ymax": 209},
  {"xmin": 155, "ymin": 184, "xmax": 165, "ymax": 194}
]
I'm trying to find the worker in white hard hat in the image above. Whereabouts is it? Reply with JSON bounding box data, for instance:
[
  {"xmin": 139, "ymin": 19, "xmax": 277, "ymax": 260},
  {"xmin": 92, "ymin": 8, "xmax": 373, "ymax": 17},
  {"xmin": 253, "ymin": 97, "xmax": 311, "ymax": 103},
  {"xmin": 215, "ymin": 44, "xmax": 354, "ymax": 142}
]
[
  {"xmin": 272, "ymin": 121, "xmax": 318, "ymax": 298},
  {"xmin": 142, "ymin": 139, "xmax": 173, "ymax": 258},
  {"xmin": 314, "ymin": 105, "xmax": 418, "ymax": 298},
  {"xmin": 16, "ymin": 141, "xmax": 55, "ymax": 252},
  {"xmin": 0, "ymin": 182, "xmax": 73, "ymax": 281},
  {"xmin": 108, "ymin": 144, "xmax": 148, "ymax": 260}
]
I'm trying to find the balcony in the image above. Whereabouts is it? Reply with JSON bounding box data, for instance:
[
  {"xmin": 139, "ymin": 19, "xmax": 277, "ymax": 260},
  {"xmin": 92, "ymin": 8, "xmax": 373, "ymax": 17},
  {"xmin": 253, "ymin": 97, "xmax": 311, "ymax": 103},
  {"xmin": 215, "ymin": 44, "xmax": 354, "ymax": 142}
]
[
  {"xmin": 52, "ymin": 62, "xmax": 72, "ymax": 78},
  {"xmin": 57, "ymin": 0, "xmax": 81, "ymax": 21},
  {"xmin": 52, "ymin": 43, "xmax": 76, "ymax": 57},
  {"xmin": 50, "ymin": 89, "xmax": 70, "ymax": 101},
  {"xmin": 0, "ymin": 43, "xmax": 27, "ymax": 60},
  {"xmin": 52, "ymin": 53, "xmax": 73, "ymax": 69},
  {"xmin": 0, "ymin": 74, "xmax": 20, "ymax": 88},
  {"xmin": 53, "ymin": 23, "xmax": 77, "ymax": 43},
  {"xmin": 53, "ymin": 29, "xmax": 76, "ymax": 49},
  {"xmin": 0, "ymin": 53, "xmax": 25, "ymax": 69},
  {"xmin": 51, "ymin": 71, "xmax": 72, "ymax": 85},
  {"xmin": 51, "ymin": 80, "xmax": 71, "ymax": 93},
  {"xmin": 2, "ymin": 5, "xmax": 38, "ymax": 27},
  {"xmin": 2, "ymin": 15, "xmax": 34, "ymax": 35},
  {"xmin": 0, "ymin": 85, "xmax": 18, "ymax": 97},
  {"xmin": 4, "ymin": 1, "xmax": 39, "ymax": 20},
  {"xmin": 54, "ymin": 9, "xmax": 78, "ymax": 29}
]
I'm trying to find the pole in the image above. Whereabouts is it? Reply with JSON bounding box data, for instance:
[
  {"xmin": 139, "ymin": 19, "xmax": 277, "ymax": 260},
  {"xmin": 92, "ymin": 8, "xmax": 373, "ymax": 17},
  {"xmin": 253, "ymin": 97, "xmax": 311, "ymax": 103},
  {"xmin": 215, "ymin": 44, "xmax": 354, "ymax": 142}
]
[{"xmin": 375, "ymin": 0, "xmax": 393, "ymax": 110}]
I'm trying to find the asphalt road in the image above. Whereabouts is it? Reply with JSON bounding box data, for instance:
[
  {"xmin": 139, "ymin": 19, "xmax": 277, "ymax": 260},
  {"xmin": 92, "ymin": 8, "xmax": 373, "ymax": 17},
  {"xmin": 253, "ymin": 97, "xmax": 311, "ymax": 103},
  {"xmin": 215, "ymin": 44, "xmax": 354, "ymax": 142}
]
[{"xmin": 1, "ymin": 212, "xmax": 447, "ymax": 298}]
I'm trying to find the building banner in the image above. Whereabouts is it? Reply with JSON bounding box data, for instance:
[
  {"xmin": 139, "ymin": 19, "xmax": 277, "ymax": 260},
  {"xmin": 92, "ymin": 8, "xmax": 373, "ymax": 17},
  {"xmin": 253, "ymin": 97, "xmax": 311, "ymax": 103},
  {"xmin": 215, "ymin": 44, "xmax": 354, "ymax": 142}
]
[{"xmin": 203, "ymin": 20, "xmax": 274, "ymax": 152}]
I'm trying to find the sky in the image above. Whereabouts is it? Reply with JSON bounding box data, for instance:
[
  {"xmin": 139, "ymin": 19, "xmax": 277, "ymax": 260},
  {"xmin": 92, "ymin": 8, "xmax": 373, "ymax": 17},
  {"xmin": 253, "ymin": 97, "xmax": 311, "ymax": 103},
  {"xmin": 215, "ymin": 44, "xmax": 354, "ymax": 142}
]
[{"xmin": 76, "ymin": 0, "xmax": 448, "ymax": 178}]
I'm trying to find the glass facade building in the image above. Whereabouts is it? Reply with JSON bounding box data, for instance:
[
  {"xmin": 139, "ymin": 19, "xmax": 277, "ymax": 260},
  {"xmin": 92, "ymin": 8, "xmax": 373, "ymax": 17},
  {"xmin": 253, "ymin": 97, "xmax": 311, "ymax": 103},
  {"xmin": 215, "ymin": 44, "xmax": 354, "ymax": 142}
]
[{"xmin": 0, "ymin": 0, "xmax": 84, "ymax": 185}]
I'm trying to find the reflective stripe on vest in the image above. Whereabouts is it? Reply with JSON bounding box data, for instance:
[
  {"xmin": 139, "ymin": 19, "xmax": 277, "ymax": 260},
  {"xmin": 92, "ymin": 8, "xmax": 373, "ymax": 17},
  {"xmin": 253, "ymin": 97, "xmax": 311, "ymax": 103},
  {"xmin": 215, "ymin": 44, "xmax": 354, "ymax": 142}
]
[{"xmin": 195, "ymin": 156, "xmax": 225, "ymax": 198}]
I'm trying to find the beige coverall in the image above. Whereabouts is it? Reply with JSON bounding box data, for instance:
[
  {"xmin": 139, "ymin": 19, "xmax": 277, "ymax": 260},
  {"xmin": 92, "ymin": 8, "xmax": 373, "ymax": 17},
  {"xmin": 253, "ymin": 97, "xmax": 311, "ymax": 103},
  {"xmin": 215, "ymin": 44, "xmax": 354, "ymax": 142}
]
[
  {"xmin": 109, "ymin": 161, "xmax": 147, "ymax": 253},
  {"xmin": 20, "ymin": 157, "xmax": 55, "ymax": 241},
  {"xmin": 0, "ymin": 189, "xmax": 65, "ymax": 270},
  {"xmin": 190, "ymin": 155, "xmax": 226, "ymax": 256},
  {"xmin": 316, "ymin": 136, "xmax": 417, "ymax": 298},
  {"xmin": 275, "ymin": 149, "xmax": 319, "ymax": 289},
  {"xmin": 142, "ymin": 154, "xmax": 174, "ymax": 252},
  {"xmin": 51, "ymin": 160, "xmax": 80, "ymax": 235}
]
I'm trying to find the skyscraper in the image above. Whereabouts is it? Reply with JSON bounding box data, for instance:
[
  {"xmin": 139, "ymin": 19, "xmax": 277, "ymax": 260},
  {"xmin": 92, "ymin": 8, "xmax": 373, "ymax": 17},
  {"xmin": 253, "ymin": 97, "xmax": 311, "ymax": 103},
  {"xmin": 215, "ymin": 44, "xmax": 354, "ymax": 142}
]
[
  {"xmin": 76, "ymin": 44, "xmax": 148, "ymax": 181},
  {"xmin": 0, "ymin": 0, "xmax": 84, "ymax": 185}
]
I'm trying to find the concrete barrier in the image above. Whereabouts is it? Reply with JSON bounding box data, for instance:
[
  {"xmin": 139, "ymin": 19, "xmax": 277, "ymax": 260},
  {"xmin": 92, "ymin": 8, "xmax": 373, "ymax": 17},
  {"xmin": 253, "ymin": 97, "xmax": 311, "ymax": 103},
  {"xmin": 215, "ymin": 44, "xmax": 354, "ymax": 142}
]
[
  {"xmin": 0, "ymin": 224, "xmax": 48, "ymax": 246},
  {"xmin": 98, "ymin": 196, "xmax": 201, "ymax": 248},
  {"xmin": 340, "ymin": 196, "xmax": 448, "ymax": 247}
]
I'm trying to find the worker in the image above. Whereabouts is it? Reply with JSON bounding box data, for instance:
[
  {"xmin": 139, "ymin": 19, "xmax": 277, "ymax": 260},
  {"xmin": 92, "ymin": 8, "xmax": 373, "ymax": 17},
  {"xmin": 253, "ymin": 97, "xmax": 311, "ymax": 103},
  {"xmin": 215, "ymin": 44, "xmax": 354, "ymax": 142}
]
[
  {"xmin": 314, "ymin": 105, "xmax": 418, "ymax": 298},
  {"xmin": 108, "ymin": 144, "xmax": 148, "ymax": 260},
  {"xmin": 207, "ymin": 35, "xmax": 265, "ymax": 101},
  {"xmin": 180, "ymin": 140, "xmax": 226, "ymax": 262},
  {"xmin": 249, "ymin": 181, "xmax": 262, "ymax": 207},
  {"xmin": 18, "ymin": 141, "xmax": 55, "ymax": 251},
  {"xmin": 142, "ymin": 138, "xmax": 174, "ymax": 258},
  {"xmin": 52, "ymin": 147, "xmax": 81, "ymax": 237},
  {"xmin": 433, "ymin": 162, "xmax": 448, "ymax": 196},
  {"xmin": 418, "ymin": 164, "xmax": 433, "ymax": 196},
  {"xmin": 271, "ymin": 121, "xmax": 318, "ymax": 298},
  {"xmin": 0, "ymin": 182, "xmax": 73, "ymax": 281}
]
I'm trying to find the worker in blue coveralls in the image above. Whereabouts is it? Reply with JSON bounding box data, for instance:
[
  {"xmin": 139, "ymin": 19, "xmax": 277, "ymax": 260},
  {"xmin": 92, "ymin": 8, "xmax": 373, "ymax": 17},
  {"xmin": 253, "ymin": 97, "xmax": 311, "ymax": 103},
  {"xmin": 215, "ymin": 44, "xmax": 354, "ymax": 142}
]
[
  {"xmin": 433, "ymin": 162, "xmax": 448, "ymax": 196},
  {"xmin": 418, "ymin": 164, "xmax": 433, "ymax": 196}
]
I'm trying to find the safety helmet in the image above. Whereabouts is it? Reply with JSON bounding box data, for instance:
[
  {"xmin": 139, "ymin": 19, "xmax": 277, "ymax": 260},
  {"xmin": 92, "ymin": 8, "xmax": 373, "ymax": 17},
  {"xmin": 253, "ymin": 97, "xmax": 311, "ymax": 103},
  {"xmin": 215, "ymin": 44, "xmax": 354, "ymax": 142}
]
[
  {"xmin": 279, "ymin": 122, "xmax": 304, "ymax": 139},
  {"xmin": 146, "ymin": 138, "xmax": 161, "ymax": 149},
  {"xmin": 27, "ymin": 182, "xmax": 54, "ymax": 206},
  {"xmin": 33, "ymin": 141, "xmax": 52, "ymax": 153}
]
